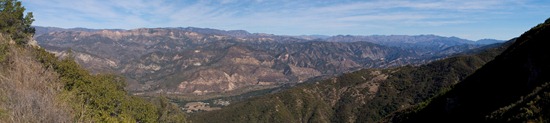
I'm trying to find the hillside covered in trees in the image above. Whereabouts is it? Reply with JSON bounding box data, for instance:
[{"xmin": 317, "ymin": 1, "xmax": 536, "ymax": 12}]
[
  {"xmin": 0, "ymin": 0, "xmax": 186, "ymax": 122},
  {"xmin": 384, "ymin": 18, "xmax": 550, "ymax": 123}
]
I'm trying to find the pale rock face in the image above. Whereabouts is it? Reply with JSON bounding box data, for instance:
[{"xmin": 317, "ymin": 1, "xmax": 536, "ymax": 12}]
[
  {"xmin": 107, "ymin": 60, "xmax": 117, "ymax": 67},
  {"xmin": 49, "ymin": 50, "xmax": 119, "ymax": 73},
  {"xmin": 137, "ymin": 63, "xmax": 161, "ymax": 71},
  {"xmin": 289, "ymin": 65, "xmax": 321, "ymax": 82},
  {"xmin": 172, "ymin": 54, "xmax": 183, "ymax": 60},
  {"xmin": 174, "ymin": 62, "xmax": 290, "ymax": 95},
  {"xmin": 76, "ymin": 53, "xmax": 93, "ymax": 62},
  {"xmin": 177, "ymin": 70, "xmax": 254, "ymax": 95},
  {"xmin": 193, "ymin": 62, "xmax": 202, "ymax": 66},
  {"xmin": 27, "ymin": 39, "xmax": 40, "ymax": 47},
  {"xmin": 231, "ymin": 57, "xmax": 260, "ymax": 65}
]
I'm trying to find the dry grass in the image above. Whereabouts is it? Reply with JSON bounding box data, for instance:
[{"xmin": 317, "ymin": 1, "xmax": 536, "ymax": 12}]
[{"xmin": 0, "ymin": 45, "xmax": 72, "ymax": 123}]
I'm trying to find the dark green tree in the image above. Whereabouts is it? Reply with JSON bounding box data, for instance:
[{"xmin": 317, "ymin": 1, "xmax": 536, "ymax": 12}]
[{"xmin": 0, "ymin": 0, "xmax": 34, "ymax": 45}]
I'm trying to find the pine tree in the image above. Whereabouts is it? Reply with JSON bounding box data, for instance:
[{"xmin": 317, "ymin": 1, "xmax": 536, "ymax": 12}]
[{"xmin": 0, "ymin": 0, "xmax": 34, "ymax": 45}]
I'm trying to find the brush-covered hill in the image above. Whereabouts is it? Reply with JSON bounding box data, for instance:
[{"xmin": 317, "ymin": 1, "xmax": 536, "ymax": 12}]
[
  {"xmin": 1, "ymin": 35, "xmax": 188, "ymax": 123},
  {"xmin": 384, "ymin": 18, "xmax": 550, "ymax": 123},
  {"xmin": 0, "ymin": 0, "xmax": 186, "ymax": 122},
  {"xmin": 187, "ymin": 31, "xmax": 511, "ymax": 122}
]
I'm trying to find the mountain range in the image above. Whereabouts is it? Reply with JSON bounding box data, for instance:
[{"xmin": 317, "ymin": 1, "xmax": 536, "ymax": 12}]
[{"xmin": 33, "ymin": 26, "xmax": 503, "ymax": 99}]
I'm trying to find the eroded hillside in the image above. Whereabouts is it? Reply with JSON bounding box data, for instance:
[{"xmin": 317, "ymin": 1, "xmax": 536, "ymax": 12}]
[{"xmin": 35, "ymin": 28, "xmax": 467, "ymax": 97}]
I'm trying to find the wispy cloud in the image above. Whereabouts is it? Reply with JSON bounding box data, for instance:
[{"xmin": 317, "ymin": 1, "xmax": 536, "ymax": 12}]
[{"xmin": 22, "ymin": 0, "xmax": 550, "ymax": 40}]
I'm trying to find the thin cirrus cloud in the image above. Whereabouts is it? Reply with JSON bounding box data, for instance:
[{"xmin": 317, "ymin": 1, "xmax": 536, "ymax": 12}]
[{"xmin": 22, "ymin": 0, "xmax": 550, "ymax": 40}]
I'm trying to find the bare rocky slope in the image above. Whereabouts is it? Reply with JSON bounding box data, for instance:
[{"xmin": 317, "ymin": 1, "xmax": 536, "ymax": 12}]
[{"xmin": 34, "ymin": 27, "xmax": 498, "ymax": 97}]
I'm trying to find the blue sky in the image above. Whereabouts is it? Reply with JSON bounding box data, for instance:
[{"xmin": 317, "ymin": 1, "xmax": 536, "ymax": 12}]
[{"xmin": 22, "ymin": 0, "xmax": 550, "ymax": 40}]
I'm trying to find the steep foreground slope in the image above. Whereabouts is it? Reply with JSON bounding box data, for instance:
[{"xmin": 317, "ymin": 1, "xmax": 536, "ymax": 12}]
[
  {"xmin": 0, "ymin": 35, "xmax": 186, "ymax": 122},
  {"xmin": 385, "ymin": 18, "xmax": 550, "ymax": 122},
  {"xmin": 187, "ymin": 35, "xmax": 510, "ymax": 122},
  {"xmin": 0, "ymin": 35, "xmax": 71, "ymax": 122}
]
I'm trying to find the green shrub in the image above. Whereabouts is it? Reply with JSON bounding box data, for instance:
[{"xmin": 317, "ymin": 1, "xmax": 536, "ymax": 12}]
[
  {"xmin": 0, "ymin": 0, "xmax": 35, "ymax": 45},
  {"xmin": 33, "ymin": 48, "xmax": 185, "ymax": 122}
]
